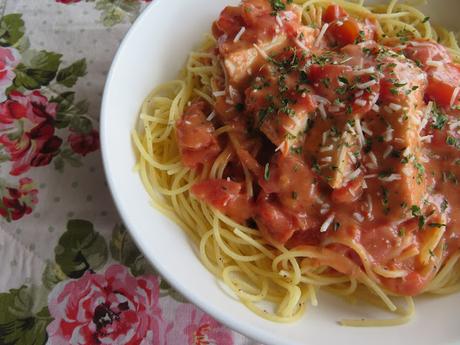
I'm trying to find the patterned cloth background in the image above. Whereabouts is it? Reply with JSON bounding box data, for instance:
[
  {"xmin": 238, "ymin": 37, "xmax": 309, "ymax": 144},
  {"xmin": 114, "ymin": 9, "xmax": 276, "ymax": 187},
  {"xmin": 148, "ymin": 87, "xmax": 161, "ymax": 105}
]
[{"xmin": 0, "ymin": 1, "xmax": 258, "ymax": 344}]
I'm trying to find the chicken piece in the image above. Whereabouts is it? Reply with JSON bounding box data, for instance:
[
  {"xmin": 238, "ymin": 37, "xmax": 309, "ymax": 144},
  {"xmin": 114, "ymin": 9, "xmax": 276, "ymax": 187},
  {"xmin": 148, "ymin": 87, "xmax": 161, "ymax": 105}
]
[
  {"xmin": 245, "ymin": 64, "xmax": 316, "ymax": 152},
  {"xmin": 304, "ymin": 117, "xmax": 362, "ymax": 189},
  {"xmin": 222, "ymin": 34, "xmax": 289, "ymax": 87}
]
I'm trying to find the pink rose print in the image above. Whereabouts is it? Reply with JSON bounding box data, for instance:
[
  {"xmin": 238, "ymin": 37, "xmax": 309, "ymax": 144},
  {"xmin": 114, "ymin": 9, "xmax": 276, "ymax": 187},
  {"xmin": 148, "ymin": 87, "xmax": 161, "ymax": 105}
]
[
  {"xmin": 0, "ymin": 47, "xmax": 20, "ymax": 103},
  {"xmin": 68, "ymin": 129, "xmax": 99, "ymax": 156},
  {"xmin": 0, "ymin": 177, "xmax": 38, "ymax": 221},
  {"xmin": 47, "ymin": 264, "xmax": 172, "ymax": 345},
  {"xmin": 168, "ymin": 304, "xmax": 234, "ymax": 345},
  {"xmin": 0, "ymin": 90, "xmax": 62, "ymax": 175}
]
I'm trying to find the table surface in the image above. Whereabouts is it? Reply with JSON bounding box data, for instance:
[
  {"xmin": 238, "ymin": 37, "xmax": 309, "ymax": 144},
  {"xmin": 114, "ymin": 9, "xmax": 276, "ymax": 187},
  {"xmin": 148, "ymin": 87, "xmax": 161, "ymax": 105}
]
[{"xmin": 0, "ymin": 1, "xmax": 258, "ymax": 344}]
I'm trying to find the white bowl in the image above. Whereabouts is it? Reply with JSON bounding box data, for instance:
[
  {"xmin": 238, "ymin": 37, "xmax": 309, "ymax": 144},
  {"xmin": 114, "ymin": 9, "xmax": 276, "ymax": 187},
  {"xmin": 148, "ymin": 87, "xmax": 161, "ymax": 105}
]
[{"xmin": 101, "ymin": 1, "xmax": 460, "ymax": 344}]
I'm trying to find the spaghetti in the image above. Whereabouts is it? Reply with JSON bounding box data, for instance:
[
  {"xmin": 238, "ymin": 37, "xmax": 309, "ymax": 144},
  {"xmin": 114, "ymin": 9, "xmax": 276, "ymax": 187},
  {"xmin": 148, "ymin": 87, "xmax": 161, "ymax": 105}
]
[{"xmin": 133, "ymin": 0, "xmax": 460, "ymax": 326}]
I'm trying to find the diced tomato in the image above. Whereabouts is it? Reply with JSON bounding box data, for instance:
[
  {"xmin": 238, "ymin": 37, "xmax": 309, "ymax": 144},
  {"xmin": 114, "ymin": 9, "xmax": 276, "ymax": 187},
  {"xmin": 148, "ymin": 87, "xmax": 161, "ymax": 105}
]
[
  {"xmin": 241, "ymin": 0, "xmax": 271, "ymax": 27},
  {"xmin": 426, "ymin": 63, "xmax": 460, "ymax": 108},
  {"xmin": 176, "ymin": 102, "xmax": 221, "ymax": 168},
  {"xmin": 213, "ymin": 6, "xmax": 245, "ymax": 37},
  {"xmin": 330, "ymin": 19, "xmax": 361, "ymax": 46},
  {"xmin": 331, "ymin": 176, "xmax": 364, "ymax": 204},
  {"xmin": 430, "ymin": 124, "xmax": 460, "ymax": 154},
  {"xmin": 192, "ymin": 179, "xmax": 241, "ymax": 206},
  {"xmin": 255, "ymin": 192, "xmax": 296, "ymax": 244},
  {"xmin": 403, "ymin": 39, "xmax": 452, "ymax": 67},
  {"xmin": 191, "ymin": 179, "xmax": 253, "ymax": 223},
  {"xmin": 323, "ymin": 4, "xmax": 347, "ymax": 23},
  {"xmin": 382, "ymin": 271, "xmax": 427, "ymax": 296}
]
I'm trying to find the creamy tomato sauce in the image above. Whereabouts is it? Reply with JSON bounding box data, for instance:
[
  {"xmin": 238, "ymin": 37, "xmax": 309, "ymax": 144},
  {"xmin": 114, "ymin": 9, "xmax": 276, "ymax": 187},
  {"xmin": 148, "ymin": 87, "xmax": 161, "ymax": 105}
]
[{"xmin": 177, "ymin": 0, "xmax": 460, "ymax": 296}]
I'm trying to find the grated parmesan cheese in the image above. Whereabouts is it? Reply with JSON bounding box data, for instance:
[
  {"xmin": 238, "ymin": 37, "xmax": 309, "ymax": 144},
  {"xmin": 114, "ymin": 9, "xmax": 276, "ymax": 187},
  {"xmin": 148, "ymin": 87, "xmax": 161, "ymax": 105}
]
[
  {"xmin": 426, "ymin": 59, "xmax": 443, "ymax": 67},
  {"xmin": 369, "ymin": 152, "xmax": 378, "ymax": 167},
  {"xmin": 233, "ymin": 27, "xmax": 246, "ymax": 42},
  {"xmin": 357, "ymin": 80, "xmax": 378, "ymax": 89},
  {"xmin": 355, "ymin": 99, "xmax": 367, "ymax": 107},
  {"xmin": 320, "ymin": 145, "xmax": 334, "ymax": 152},
  {"xmin": 320, "ymin": 213, "xmax": 335, "ymax": 232},
  {"xmin": 367, "ymin": 194, "xmax": 373, "ymax": 217},
  {"xmin": 353, "ymin": 67, "xmax": 376, "ymax": 76},
  {"xmin": 313, "ymin": 95, "xmax": 331, "ymax": 104},
  {"xmin": 420, "ymin": 135, "xmax": 433, "ymax": 143},
  {"xmin": 314, "ymin": 23, "xmax": 329, "ymax": 47},
  {"xmin": 384, "ymin": 105, "xmax": 393, "ymax": 113},
  {"xmin": 213, "ymin": 90, "xmax": 225, "ymax": 97},
  {"xmin": 253, "ymin": 43, "xmax": 268, "ymax": 60},
  {"xmin": 345, "ymin": 168, "xmax": 362, "ymax": 182},
  {"xmin": 294, "ymin": 38, "xmax": 309, "ymax": 51},
  {"xmin": 322, "ymin": 130, "xmax": 329, "ymax": 145},
  {"xmin": 353, "ymin": 212, "xmax": 365, "ymax": 222},
  {"xmin": 383, "ymin": 145, "xmax": 393, "ymax": 159},
  {"xmin": 361, "ymin": 122, "xmax": 373, "ymax": 136},
  {"xmin": 206, "ymin": 111, "xmax": 216, "ymax": 121},
  {"xmin": 276, "ymin": 15, "xmax": 283, "ymax": 28},
  {"xmin": 384, "ymin": 127, "xmax": 394, "ymax": 142},
  {"xmin": 318, "ymin": 103, "xmax": 327, "ymax": 119},
  {"xmin": 379, "ymin": 174, "xmax": 402, "ymax": 182},
  {"xmin": 389, "ymin": 103, "xmax": 402, "ymax": 111},
  {"xmin": 355, "ymin": 119, "xmax": 365, "ymax": 147}
]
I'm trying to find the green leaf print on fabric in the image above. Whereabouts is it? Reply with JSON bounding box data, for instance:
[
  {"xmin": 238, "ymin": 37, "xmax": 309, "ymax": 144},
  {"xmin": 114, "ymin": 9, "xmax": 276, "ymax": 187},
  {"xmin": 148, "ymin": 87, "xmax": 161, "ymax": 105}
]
[
  {"xmin": 51, "ymin": 92, "xmax": 90, "ymax": 128},
  {"xmin": 55, "ymin": 219, "xmax": 108, "ymax": 278},
  {"xmin": 14, "ymin": 50, "xmax": 62, "ymax": 90},
  {"xmin": 0, "ymin": 14, "xmax": 25, "ymax": 48},
  {"xmin": 0, "ymin": 286, "xmax": 51, "ymax": 345},
  {"xmin": 110, "ymin": 223, "xmax": 148, "ymax": 276},
  {"xmin": 95, "ymin": 0, "xmax": 142, "ymax": 27},
  {"xmin": 56, "ymin": 58, "xmax": 87, "ymax": 87},
  {"xmin": 0, "ymin": 14, "xmax": 99, "ymax": 183},
  {"xmin": 41, "ymin": 262, "xmax": 67, "ymax": 290}
]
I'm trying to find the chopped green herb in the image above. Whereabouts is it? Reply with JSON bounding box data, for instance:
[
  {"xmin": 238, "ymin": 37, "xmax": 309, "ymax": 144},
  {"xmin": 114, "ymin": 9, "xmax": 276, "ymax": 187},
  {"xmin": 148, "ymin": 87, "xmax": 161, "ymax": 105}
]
[
  {"xmin": 411, "ymin": 205, "xmax": 422, "ymax": 217},
  {"xmin": 422, "ymin": 16, "xmax": 430, "ymax": 23},
  {"xmin": 264, "ymin": 163, "xmax": 271, "ymax": 181},
  {"xmin": 382, "ymin": 187, "xmax": 390, "ymax": 215},
  {"xmin": 235, "ymin": 103, "xmax": 245, "ymax": 112},
  {"xmin": 291, "ymin": 191, "xmax": 298, "ymax": 199},
  {"xmin": 321, "ymin": 77, "xmax": 331, "ymax": 88},
  {"xmin": 446, "ymin": 136, "xmax": 456, "ymax": 146},
  {"xmin": 441, "ymin": 198, "xmax": 448, "ymax": 213},
  {"xmin": 338, "ymin": 76, "xmax": 349, "ymax": 85},
  {"xmin": 428, "ymin": 223, "xmax": 446, "ymax": 228},
  {"xmin": 291, "ymin": 146, "xmax": 303, "ymax": 155}
]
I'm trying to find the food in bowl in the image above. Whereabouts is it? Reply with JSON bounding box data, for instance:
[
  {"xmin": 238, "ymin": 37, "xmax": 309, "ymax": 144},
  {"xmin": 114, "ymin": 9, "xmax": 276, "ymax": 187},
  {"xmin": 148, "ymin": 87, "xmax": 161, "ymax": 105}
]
[{"xmin": 133, "ymin": 0, "xmax": 460, "ymax": 326}]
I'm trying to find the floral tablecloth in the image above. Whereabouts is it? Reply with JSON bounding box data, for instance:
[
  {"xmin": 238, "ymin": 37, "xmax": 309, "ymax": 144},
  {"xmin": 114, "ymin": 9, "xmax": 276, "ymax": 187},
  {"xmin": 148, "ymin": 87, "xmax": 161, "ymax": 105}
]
[{"xmin": 0, "ymin": 1, "xmax": 257, "ymax": 344}]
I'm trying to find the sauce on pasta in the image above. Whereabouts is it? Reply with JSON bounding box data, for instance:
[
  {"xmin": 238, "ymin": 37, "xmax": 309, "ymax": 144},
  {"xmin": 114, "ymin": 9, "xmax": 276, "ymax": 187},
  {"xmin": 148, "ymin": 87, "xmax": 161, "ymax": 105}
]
[{"xmin": 135, "ymin": 0, "xmax": 460, "ymax": 325}]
